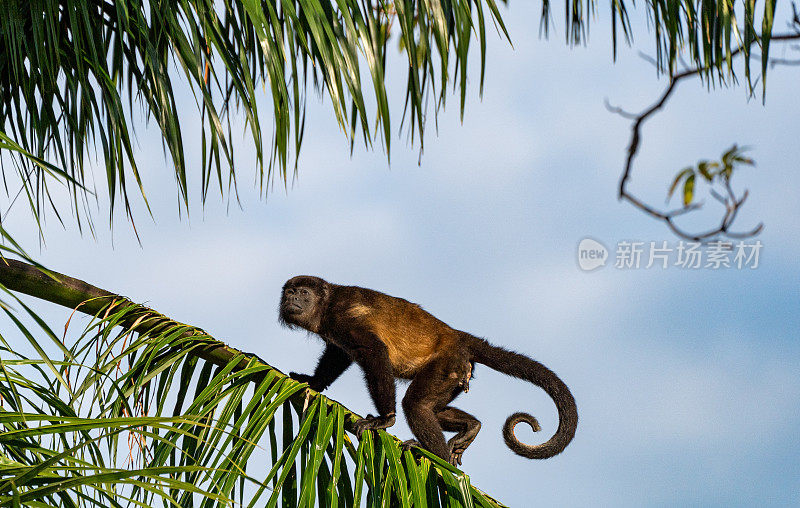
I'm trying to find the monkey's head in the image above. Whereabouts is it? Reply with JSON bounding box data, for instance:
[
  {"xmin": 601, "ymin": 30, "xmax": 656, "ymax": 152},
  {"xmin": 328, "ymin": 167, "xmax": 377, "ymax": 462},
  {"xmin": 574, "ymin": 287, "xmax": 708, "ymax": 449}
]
[{"xmin": 279, "ymin": 275, "xmax": 331, "ymax": 333}]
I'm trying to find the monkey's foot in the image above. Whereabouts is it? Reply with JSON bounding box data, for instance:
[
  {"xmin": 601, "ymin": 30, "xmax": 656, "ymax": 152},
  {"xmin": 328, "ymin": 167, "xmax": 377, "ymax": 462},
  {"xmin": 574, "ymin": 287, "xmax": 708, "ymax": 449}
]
[
  {"xmin": 288, "ymin": 372, "xmax": 323, "ymax": 392},
  {"xmin": 448, "ymin": 445, "xmax": 468, "ymax": 466},
  {"xmin": 288, "ymin": 372, "xmax": 313, "ymax": 384},
  {"xmin": 447, "ymin": 430, "xmax": 479, "ymax": 467},
  {"xmin": 353, "ymin": 413, "xmax": 396, "ymax": 438},
  {"xmin": 400, "ymin": 439, "xmax": 421, "ymax": 452}
]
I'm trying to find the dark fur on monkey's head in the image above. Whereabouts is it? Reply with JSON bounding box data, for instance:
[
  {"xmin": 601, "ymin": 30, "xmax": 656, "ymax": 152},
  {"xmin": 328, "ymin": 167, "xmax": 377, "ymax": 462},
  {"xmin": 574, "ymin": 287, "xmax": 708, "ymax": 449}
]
[{"xmin": 279, "ymin": 275, "xmax": 331, "ymax": 333}]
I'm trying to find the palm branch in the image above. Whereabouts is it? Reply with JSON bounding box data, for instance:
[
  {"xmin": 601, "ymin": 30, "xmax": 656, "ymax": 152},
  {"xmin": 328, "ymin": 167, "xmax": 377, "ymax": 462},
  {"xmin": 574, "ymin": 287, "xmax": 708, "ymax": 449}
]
[
  {"xmin": 0, "ymin": 0, "xmax": 787, "ymax": 234},
  {"xmin": 0, "ymin": 258, "xmax": 507, "ymax": 507}
]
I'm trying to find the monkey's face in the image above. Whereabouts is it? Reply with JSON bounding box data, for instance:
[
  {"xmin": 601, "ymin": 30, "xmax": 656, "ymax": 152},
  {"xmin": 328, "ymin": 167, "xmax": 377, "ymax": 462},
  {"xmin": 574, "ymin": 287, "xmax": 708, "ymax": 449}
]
[{"xmin": 279, "ymin": 276, "xmax": 329, "ymax": 332}]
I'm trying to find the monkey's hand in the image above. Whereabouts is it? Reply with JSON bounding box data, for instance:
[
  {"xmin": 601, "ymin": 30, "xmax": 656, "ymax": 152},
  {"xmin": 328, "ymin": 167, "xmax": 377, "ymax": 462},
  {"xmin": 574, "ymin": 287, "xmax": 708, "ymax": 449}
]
[
  {"xmin": 400, "ymin": 439, "xmax": 420, "ymax": 452},
  {"xmin": 353, "ymin": 413, "xmax": 396, "ymax": 438},
  {"xmin": 288, "ymin": 372, "xmax": 324, "ymax": 392}
]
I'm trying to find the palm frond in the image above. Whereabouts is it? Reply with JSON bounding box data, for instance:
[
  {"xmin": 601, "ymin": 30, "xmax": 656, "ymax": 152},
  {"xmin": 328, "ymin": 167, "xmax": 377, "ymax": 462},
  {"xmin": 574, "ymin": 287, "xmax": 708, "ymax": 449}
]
[
  {"xmin": 0, "ymin": 296, "xmax": 247, "ymax": 505},
  {"xmin": 0, "ymin": 0, "xmax": 510, "ymax": 229},
  {"xmin": 0, "ymin": 259, "xmax": 507, "ymax": 507},
  {"xmin": 0, "ymin": 1, "xmax": 791, "ymax": 236}
]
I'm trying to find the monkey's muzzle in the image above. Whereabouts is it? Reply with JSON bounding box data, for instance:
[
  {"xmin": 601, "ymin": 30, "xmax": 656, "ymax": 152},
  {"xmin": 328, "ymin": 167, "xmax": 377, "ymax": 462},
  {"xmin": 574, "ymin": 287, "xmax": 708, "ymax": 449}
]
[{"xmin": 283, "ymin": 302, "xmax": 303, "ymax": 313}]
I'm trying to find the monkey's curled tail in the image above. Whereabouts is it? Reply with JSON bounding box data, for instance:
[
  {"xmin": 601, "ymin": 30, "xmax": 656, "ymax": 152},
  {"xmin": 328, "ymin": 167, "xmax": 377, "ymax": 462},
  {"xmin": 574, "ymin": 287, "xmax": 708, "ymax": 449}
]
[{"xmin": 468, "ymin": 336, "xmax": 578, "ymax": 459}]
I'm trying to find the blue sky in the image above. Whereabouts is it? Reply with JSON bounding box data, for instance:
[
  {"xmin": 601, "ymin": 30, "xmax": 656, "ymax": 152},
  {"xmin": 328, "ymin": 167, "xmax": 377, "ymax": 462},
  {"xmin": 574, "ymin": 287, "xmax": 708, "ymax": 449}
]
[{"xmin": 4, "ymin": 2, "xmax": 800, "ymax": 506}]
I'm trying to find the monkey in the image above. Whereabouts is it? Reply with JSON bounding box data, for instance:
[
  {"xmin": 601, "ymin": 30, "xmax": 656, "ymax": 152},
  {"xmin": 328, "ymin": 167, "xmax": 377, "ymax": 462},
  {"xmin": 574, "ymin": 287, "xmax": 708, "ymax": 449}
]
[{"xmin": 278, "ymin": 275, "xmax": 577, "ymax": 466}]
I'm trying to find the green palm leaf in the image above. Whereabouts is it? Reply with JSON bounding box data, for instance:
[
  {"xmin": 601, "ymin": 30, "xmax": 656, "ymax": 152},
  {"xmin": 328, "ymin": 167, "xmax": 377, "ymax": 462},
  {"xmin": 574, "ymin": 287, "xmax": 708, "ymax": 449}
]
[
  {"xmin": 0, "ymin": 0, "xmax": 511, "ymax": 229},
  {"xmin": 0, "ymin": 1, "xmax": 785, "ymax": 234},
  {"xmin": 0, "ymin": 258, "xmax": 507, "ymax": 507}
]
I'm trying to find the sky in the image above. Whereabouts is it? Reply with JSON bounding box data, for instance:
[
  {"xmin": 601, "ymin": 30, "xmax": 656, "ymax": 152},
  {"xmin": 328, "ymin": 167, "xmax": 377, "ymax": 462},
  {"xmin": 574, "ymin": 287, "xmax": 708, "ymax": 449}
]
[{"xmin": 3, "ymin": 2, "xmax": 800, "ymax": 507}]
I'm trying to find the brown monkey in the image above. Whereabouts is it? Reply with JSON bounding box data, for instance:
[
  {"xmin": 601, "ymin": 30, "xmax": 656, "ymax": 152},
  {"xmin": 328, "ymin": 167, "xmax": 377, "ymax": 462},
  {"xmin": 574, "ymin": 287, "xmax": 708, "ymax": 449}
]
[{"xmin": 279, "ymin": 275, "xmax": 577, "ymax": 466}]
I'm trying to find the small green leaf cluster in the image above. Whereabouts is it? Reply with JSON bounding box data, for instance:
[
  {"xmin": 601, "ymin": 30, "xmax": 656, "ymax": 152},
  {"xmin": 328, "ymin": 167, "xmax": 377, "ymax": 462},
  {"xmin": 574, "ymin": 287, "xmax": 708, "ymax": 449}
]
[{"xmin": 668, "ymin": 144, "xmax": 754, "ymax": 206}]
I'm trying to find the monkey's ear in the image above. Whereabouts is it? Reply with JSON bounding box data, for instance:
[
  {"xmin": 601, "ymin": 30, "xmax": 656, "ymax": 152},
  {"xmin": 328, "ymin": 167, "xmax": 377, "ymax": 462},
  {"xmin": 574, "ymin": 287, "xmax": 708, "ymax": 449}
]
[{"xmin": 319, "ymin": 282, "xmax": 331, "ymax": 303}]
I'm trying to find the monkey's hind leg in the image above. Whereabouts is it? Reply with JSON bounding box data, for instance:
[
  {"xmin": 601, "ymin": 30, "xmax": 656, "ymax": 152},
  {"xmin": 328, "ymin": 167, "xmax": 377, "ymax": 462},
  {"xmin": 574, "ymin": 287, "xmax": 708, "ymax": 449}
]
[
  {"xmin": 402, "ymin": 356, "xmax": 474, "ymax": 465},
  {"xmin": 437, "ymin": 406, "xmax": 481, "ymax": 466}
]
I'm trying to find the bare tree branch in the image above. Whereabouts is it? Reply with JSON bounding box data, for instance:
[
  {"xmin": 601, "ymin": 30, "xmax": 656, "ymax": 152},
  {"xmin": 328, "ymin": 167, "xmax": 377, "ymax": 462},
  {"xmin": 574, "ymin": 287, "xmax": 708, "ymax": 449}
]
[{"xmin": 609, "ymin": 31, "xmax": 800, "ymax": 242}]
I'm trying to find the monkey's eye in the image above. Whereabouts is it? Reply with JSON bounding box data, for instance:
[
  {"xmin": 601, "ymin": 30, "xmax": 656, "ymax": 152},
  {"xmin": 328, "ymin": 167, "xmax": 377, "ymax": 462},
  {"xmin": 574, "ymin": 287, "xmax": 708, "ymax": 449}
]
[{"xmin": 300, "ymin": 289, "xmax": 309, "ymax": 296}]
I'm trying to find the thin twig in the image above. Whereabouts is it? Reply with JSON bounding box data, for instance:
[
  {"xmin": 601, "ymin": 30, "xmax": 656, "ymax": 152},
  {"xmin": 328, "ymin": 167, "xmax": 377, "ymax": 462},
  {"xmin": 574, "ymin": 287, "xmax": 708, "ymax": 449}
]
[{"xmin": 608, "ymin": 31, "xmax": 800, "ymax": 241}]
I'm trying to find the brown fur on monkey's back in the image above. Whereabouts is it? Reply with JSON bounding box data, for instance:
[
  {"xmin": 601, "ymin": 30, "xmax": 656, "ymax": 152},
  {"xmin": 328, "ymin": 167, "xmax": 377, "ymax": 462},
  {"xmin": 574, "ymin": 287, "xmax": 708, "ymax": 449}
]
[{"xmin": 329, "ymin": 285, "xmax": 461, "ymax": 378}]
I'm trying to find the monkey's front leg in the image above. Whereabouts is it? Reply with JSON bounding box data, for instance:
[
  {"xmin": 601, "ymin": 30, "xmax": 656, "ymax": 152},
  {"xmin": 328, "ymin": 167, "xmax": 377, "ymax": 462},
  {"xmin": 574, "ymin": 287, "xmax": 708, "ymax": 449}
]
[
  {"xmin": 349, "ymin": 337, "xmax": 397, "ymax": 437},
  {"xmin": 289, "ymin": 343, "xmax": 352, "ymax": 392}
]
